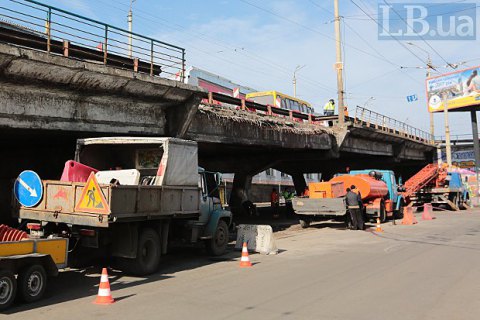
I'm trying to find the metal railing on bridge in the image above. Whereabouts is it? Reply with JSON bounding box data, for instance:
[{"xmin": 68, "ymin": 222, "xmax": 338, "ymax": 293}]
[
  {"xmin": 354, "ymin": 106, "xmax": 434, "ymax": 144},
  {"xmin": 203, "ymin": 94, "xmax": 435, "ymax": 144},
  {"xmin": 0, "ymin": 0, "xmax": 185, "ymax": 79}
]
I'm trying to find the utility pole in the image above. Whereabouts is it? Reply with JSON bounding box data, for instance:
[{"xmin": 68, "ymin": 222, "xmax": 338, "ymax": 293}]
[
  {"xmin": 128, "ymin": 0, "xmax": 135, "ymax": 58},
  {"xmin": 426, "ymin": 56, "xmax": 434, "ymax": 139},
  {"xmin": 293, "ymin": 65, "xmax": 305, "ymax": 98},
  {"xmin": 333, "ymin": 0, "xmax": 345, "ymax": 124},
  {"xmin": 442, "ymin": 93, "xmax": 452, "ymax": 167}
]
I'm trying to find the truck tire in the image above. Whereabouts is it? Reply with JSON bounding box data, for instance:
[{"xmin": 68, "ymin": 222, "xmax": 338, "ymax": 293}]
[
  {"xmin": 394, "ymin": 199, "xmax": 405, "ymax": 219},
  {"xmin": 299, "ymin": 218, "xmax": 311, "ymax": 228},
  {"xmin": 18, "ymin": 264, "xmax": 47, "ymax": 303},
  {"xmin": 206, "ymin": 220, "xmax": 229, "ymax": 256},
  {"xmin": 380, "ymin": 202, "xmax": 386, "ymax": 223},
  {"xmin": 120, "ymin": 228, "xmax": 161, "ymax": 276},
  {"xmin": 0, "ymin": 270, "xmax": 17, "ymax": 311}
]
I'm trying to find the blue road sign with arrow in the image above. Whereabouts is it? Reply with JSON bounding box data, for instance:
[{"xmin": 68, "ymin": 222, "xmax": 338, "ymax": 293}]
[{"xmin": 14, "ymin": 170, "xmax": 43, "ymax": 207}]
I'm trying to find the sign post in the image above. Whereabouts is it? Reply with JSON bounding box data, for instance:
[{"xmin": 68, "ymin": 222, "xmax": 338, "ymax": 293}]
[
  {"xmin": 470, "ymin": 110, "xmax": 480, "ymax": 197},
  {"xmin": 442, "ymin": 93, "xmax": 452, "ymax": 167}
]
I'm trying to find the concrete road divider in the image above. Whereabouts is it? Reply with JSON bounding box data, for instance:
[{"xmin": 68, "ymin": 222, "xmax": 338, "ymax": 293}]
[{"xmin": 235, "ymin": 224, "xmax": 278, "ymax": 255}]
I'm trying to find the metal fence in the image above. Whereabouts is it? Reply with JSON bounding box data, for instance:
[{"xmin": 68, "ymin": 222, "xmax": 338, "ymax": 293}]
[
  {"xmin": 354, "ymin": 106, "xmax": 434, "ymax": 144},
  {"xmin": 0, "ymin": 0, "xmax": 185, "ymax": 79}
]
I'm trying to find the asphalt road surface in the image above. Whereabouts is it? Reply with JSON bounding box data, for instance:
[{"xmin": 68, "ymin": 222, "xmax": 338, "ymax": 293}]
[{"xmin": 4, "ymin": 209, "xmax": 480, "ymax": 319}]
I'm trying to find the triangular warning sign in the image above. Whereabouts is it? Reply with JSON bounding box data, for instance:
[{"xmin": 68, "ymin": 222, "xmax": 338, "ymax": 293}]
[{"xmin": 74, "ymin": 172, "xmax": 110, "ymax": 214}]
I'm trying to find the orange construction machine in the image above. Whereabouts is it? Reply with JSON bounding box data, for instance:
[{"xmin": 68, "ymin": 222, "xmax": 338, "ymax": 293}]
[{"xmin": 292, "ymin": 170, "xmax": 405, "ymax": 228}]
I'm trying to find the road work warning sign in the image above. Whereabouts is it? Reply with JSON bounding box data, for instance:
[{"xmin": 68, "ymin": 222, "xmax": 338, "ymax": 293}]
[{"xmin": 75, "ymin": 172, "xmax": 110, "ymax": 214}]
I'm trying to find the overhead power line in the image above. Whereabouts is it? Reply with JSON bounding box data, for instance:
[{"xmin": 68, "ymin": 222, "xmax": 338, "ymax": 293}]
[
  {"xmin": 349, "ymin": 0, "xmax": 429, "ymax": 67},
  {"xmin": 383, "ymin": 0, "xmax": 453, "ymax": 69}
]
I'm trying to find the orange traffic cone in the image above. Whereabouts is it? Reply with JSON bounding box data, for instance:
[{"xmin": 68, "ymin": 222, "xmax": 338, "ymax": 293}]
[
  {"xmin": 375, "ymin": 217, "xmax": 384, "ymax": 232},
  {"xmin": 401, "ymin": 206, "xmax": 418, "ymax": 225},
  {"xmin": 239, "ymin": 242, "xmax": 252, "ymax": 268},
  {"xmin": 422, "ymin": 203, "xmax": 436, "ymax": 220},
  {"xmin": 94, "ymin": 268, "xmax": 114, "ymax": 305}
]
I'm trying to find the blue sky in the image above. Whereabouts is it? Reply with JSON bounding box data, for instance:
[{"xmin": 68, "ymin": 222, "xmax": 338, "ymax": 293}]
[{"xmin": 24, "ymin": 1, "xmax": 480, "ymax": 136}]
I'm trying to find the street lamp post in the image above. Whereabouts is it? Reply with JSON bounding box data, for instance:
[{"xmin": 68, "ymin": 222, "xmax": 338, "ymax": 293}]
[
  {"xmin": 293, "ymin": 65, "xmax": 305, "ymax": 98},
  {"xmin": 363, "ymin": 96, "xmax": 375, "ymax": 108},
  {"xmin": 128, "ymin": 0, "xmax": 136, "ymax": 58}
]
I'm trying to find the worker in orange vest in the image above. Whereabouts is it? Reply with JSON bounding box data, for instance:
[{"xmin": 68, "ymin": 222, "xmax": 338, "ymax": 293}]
[{"xmin": 271, "ymin": 188, "xmax": 280, "ymax": 219}]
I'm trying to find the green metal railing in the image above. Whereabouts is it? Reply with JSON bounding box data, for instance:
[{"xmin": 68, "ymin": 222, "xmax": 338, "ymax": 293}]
[{"xmin": 0, "ymin": 0, "xmax": 185, "ymax": 79}]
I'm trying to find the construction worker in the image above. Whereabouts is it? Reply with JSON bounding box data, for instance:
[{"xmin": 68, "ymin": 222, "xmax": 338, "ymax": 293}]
[
  {"xmin": 323, "ymin": 99, "xmax": 335, "ymax": 116},
  {"xmin": 346, "ymin": 185, "xmax": 364, "ymax": 230},
  {"xmin": 344, "ymin": 106, "xmax": 349, "ymax": 117},
  {"xmin": 271, "ymin": 188, "xmax": 280, "ymax": 219}
]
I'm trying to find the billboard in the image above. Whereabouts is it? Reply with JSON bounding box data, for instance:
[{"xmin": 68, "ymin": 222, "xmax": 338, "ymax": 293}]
[{"xmin": 426, "ymin": 65, "xmax": 480, "ymax": 113}]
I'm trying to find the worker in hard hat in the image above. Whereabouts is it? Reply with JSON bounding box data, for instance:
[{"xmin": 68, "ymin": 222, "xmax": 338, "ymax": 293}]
[
  {"xmin": 343, "ymin": 106, "xmax": 349, "ymax": 117},
  {"xmin": 346, "ymin": 185, "xmax": 364, "ymax": 230},
  {"xmin": 323, "ymin": 99, "xmax": 335, "ymax": 116}
]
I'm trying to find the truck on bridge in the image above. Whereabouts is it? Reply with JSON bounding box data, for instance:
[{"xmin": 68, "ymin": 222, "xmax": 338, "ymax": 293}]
[
  {"xmin": 16, "ymin": 137, "xmax": 232, "ymax": 276},
  {"xmin": 293, "ymin": 170, "xmax": 404, "ymax": 228}
]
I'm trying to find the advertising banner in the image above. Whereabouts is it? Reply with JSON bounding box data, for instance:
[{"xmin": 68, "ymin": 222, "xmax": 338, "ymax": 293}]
[{"xmin": 426, "ymin": 66, "xmax": 480, "ymax": 113}]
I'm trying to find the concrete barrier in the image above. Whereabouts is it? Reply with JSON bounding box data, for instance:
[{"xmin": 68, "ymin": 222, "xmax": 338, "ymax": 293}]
[{"xmin": 235, "ymin": 224, "xmax": 278, "ymax": 255}]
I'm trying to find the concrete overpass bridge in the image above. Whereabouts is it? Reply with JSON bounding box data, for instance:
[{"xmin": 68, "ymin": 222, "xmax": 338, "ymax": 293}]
[
  {"xmin": 0, "ymin": 43, "xmax": 435, "ymax": 220},
  {"xmin": 0, "ymin": 1, "xmax": 435, "ymax": 220}
]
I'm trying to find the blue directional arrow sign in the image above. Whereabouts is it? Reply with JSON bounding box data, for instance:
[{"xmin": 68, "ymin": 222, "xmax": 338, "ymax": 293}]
[{"xmin": 14, "ymin": 170, "xmax": 43, "ymax": 207}]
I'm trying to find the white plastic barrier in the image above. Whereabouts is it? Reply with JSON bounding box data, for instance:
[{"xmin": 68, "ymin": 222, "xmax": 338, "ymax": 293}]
[
  {"xmin": 95, "ymin": 169, "xmax": 141, "ymax": 185},
  {"xmin": 235, "ymin": 224, "xmax": 278, "ymax": 255}
]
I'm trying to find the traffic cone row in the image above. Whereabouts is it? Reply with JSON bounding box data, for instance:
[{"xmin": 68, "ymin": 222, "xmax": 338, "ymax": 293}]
[
  {"xmin": 94, "ymin": 268, "xmax": 114, "ymax": 305},
  {"xmin": 239, "ymin": 242, "xmax": 252, "ymax": 268}
]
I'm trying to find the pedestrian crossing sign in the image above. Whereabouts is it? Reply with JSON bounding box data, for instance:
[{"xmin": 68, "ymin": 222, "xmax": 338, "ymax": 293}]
[{"xmin": 74, "ymin": 172, "xmax": 110, "ymax": 214}]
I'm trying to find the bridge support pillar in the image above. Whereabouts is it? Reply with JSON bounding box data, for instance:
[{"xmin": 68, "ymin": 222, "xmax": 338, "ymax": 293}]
[
  {"xmin": 230, "ymin": 172, "xmax": 253, "ymax": 215},
  {"xmin": 291, "ymin": 173, "xmax": 307, "ymax": 196}
]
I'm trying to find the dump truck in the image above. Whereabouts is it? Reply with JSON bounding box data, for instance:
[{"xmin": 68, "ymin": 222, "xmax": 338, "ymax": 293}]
[
  {"xmin": 16, "ymin": 137, "xmax": 232, "ymax": 276},
  {"xmin": 293, "ymin": 170, "xmax": 404, "ymax": 228},
  {"xmin": 0, "ymin": 224, "xmax": 68, "ymax": 310}
]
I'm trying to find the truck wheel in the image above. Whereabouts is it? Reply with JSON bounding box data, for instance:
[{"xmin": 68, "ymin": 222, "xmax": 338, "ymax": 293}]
[
  {"xmin": 206, "ymin": 220, "xmax": 229, "ymax": 256},
  {"xmin": 394, "ymin": 199, "xmax": 405, "ymax": 219},
  {"xmin": 0, "ymin": 270, "xmax": 17, "ymax": 311},
  {"xmin": 299, "ymin": 219, "xmax": 310, "ymax": 228},
  {"xmin": 18, "ymin": 264, "xmax": 47, "ymax": 303},
  {"xmin": 120, "ymin": 228, "xmax": 161, "ymax": 276},
  {"xmin": 380, "ymin": 202, "xmax": 386, "ymax": 223}
]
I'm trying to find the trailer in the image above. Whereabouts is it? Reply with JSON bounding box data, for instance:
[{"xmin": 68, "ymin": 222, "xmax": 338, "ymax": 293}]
[
  {"xmin": 0, "ymin": 226, "xmax": 68, "ymax": 311},
  {"xmin": 16, "ymin": 137, "xmax": 232, "ymax": 276}
]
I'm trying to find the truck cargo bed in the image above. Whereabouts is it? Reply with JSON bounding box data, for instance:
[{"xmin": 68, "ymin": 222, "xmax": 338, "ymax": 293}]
[
  {"xmin": 292, "ymin": 197, "xmax": 346, "ymax": 217},
  {"xmin": 19, "ymin": 180, "xmax": 200, "ymax": 227}
]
